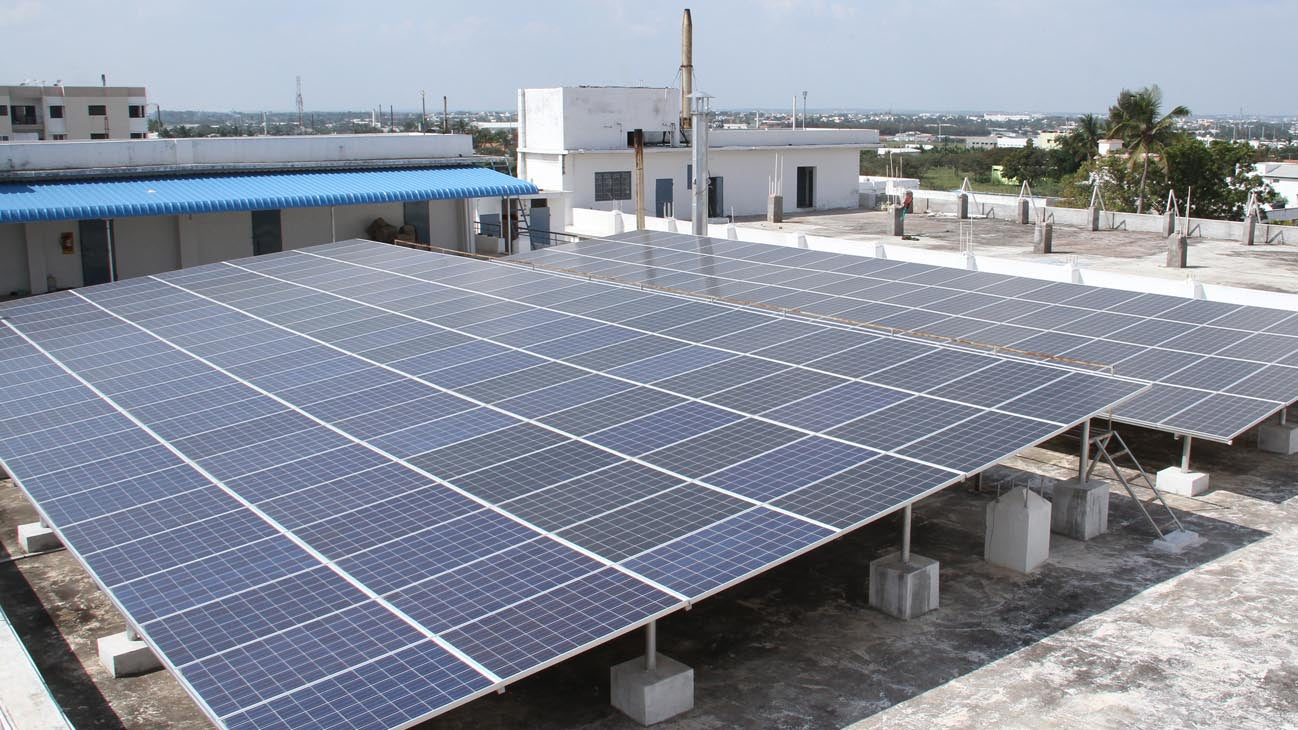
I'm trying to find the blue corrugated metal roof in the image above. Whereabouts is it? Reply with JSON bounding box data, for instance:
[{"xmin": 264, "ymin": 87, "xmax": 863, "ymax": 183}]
[{"xmin": 0, "ymin": 166, "xmax": 539, "ymax": 223}]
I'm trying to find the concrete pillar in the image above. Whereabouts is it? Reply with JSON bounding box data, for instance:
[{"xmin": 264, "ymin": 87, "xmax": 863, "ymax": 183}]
[
  {"xmin": 1050, "ymin": 479, "xmax": 1109, "ymax": 541},
  {"xmin": 612, "ymin": 210, "xmax": 625, "ymax": 234},
  {"xmin": 1258, "ymin": 415, "xmax": 1298, "ymax": 455},
  {"xmin": 611, "ymin": 623, "xmax": 693, "ymax": 726},
  {"xmin": 98, "ymin": 630, "xmax": 162, "ymax": 677},
  {"xmin": 666, "ymin": 217, "xmax": 679, "ymax": 233},
  {"xmin": 461, "ymin": 198, "xmax": 475, "ymax": 252},
  {"xmin": 767, "ymin": 194, "xmax": 783, "ymax": 223},
  {"xmin": 726, "ymin": 224, "xmax": 738, "ymax": 240},
  {"xmin": 1016, "ymin": 198, "xmax": 1030, "ymax": 224},
  {"xmin": 1088, "ymin": 206, "xmax": 1100, "ymax": 231},
  {"xmin": 1162, "ymin": 210, "xmax": 1176, "ymax": 237},
  {"xmin": 869, "ymin": 553, "xmax": 939, "ymax": 619},
  {"xmin": 984, "ymin": 487, "xmax": 1050, "ymax": 573},
  {"xmin": 1242, "ymin": 213, "xmax": 1257, "ymax": 245},
  {"xmin": 889, "ymin": 205, "xmax": 904, "ymax": 236},
  {"xmin": 17, "ymin": 522, "xmax": 60, "ymax": 553},
  {"xmin": 795, "ymin": 233, "xmax": 808, "ymax": 249},
  {"xmin": 1034, "ymin": 223, "xmax": 1054, "ymax": 253},
  {"xmin": 956, "ymin": 193, "xmax": 969, "ymax": 220},
  {"xmin": 872, "ymin": 241, "xmax": 887, "ymax": 258},
  {"xmin": 1166, "ymin": 235, "xmax": 1188, "ymax": 269}
]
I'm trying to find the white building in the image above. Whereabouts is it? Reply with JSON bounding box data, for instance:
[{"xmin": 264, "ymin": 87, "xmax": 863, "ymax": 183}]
[
  {"xmin": 1256, "ymin": 161, "xmax": 1298, "ymax": 208},
  {"xmin": 516, "ymin": 86, "xmax": 878, "ymax": 227},
  {"xmin": 1, "ymin": 85, "xmax": 149, "ymax": 141},
  {"xmin": 1097, "ymin": 138, "xmax": 1124, "ymax": 156},
  {"xmin": 0, "ymin": 134, "xmax": 537, "ymax": 298},
  {"xmin": 996, "ymin": 136, "xmax": 1030, "ymax": 149}
]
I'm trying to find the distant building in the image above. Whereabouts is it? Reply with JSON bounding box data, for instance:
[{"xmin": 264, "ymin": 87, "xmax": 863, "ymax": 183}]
[
  {"xmin": 1035, "ymin": 131, "xmax": 1063, "ymax": 149},
  {"xmin": 0, "ymin": 85, "xmax": 148, "ymax": 141},
  {"xmin": 962, "ymin": 136, "xmax": 999, "ymax": 150},
  {"xmin": 0, "ymin": 134, "xmax": 537, "ymax": 298},
  {"xmin": 996, "ymin": 137, "xmax": 1029, "ymax": 149},
  {"xmin": 1256, "ymin": 161, "xmax": 1298, "ymax": 208},
  {"xmin": 1097, "ymin": 139, "xmax": 1124, "ymax": 156},
  {"xmin": 516, "ymin": 86, "xmax": 879, "ymax": 226}
]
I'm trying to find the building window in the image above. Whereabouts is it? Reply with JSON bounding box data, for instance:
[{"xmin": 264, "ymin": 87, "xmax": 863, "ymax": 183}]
[
  {"xmin": 52, "ymin": 134, "xmax": 67, "ymax": 140},
  {"xmin": 88, "ymin": 104, "xmax": 107, "ymax": 116},
  {"xmin": 594, "ymin": 171, "xmax": 632, "ymax": 202},
  {"xmin": 130, "ymin": 132, "xmax": 145, "ymax": 139},
  {"xmin": 0, "ymin": 105, "xmax": 8, "ymax": 116},
  {"xmin": 12, "ymin": 105, "xmax": 37, "ymax": 124},
  {"xmin": 91, "ymin": 133, "xmax": 109, "ymax": 139},
  {"xmin": 128, "ymin": 105, "xmax": 145, "ymax": 118},
  {"xmin": 48, "ymin": 104, "xmax": 64, "ymax": 119}
]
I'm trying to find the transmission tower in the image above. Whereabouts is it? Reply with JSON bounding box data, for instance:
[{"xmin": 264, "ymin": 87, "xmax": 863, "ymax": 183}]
[{"xmin": 295, "ymin": 76, "xmax": 304, "ymax": 129}]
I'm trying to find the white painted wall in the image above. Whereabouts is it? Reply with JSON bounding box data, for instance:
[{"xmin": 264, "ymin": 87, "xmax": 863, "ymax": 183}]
[
  {"xmin": 330, "ymin": 202, "xmax": 404, "ymax": 242},
  {"xmin": 557, "ymin": 146, "xmax": 862, "ymax": 220},
  {"xmin": 282, "ymin": 207, "xmax": 335, "ymax": 250},
  {"xmin": 427, "ymin": 199, "xmax": 462, "ymax": 248},
  {"xmin": 180, "ymin": 212, "xmax": 253, "ymax": 266},
  {"xmin": 24, "ymin": 221, "xmax": 83, "ymax": 290},
  {"xmin": 0, "ymin": 225, "xmax": 28, "ymax": 296},
  {"xmin": 0, "ymin": 133, "xmax": 475, "ymax": 173},
  {"xmin": 114, "ymin": 216, "xmax": 179, "ymax": 278}
]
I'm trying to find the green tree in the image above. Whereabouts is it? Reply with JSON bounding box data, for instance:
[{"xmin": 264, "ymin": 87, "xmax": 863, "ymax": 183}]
[
  {"xmin": 1001, "ymin": 140, "xmax": 1050, "ymax": 184},
  {"xmin": 1107, "ymin": 85, "xmax": 1190, "ymax": 214},
  {"xmin": 1164, "ymin": 139, "xmax": 1282, "ymax": 219},
  {"xmin": 1059, "ymin": 155, "xmax": 1164, "ymax": 213},
  {"xmin": 1056, "ymin": 113, "xmax": 1103, "ymax": 172}
]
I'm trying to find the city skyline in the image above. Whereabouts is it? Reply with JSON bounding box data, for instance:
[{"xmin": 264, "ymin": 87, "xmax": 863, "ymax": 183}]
[{"xmin": 2, "ymin": 0, "xmax": 1292, "ymax": 116}]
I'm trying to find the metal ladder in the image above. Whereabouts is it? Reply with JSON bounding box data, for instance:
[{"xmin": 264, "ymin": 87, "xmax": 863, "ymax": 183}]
[{"xmin": 1086, "ymin": 428, "xmax": 1185, "ymax": 539}]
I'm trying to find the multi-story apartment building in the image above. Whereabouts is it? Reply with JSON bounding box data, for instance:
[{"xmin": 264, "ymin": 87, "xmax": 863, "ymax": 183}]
[{"xmin": 0, "ymin": 85, "xmax": 149, "ymax": 141}]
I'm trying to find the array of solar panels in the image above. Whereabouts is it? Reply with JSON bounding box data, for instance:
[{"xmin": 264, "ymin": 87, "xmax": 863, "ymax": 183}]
[
  {"xmin": 510, "ymin": 229, "xmax": 1298, "ymax": 442},
  {"xmin": 0, "ymin": 240, "xmax": 1144, "ymax": 729}
]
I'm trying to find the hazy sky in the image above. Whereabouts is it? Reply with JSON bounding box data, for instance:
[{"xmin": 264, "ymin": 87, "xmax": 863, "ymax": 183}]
[{"xmin": 2, "ymin": 0, "xmax": 1291, "ymax": 115}]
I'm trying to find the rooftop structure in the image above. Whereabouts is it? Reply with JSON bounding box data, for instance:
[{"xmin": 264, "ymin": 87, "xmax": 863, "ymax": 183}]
[{"xmin": 1, "ymin": 85, "xmax": 148, "ymax": 142}]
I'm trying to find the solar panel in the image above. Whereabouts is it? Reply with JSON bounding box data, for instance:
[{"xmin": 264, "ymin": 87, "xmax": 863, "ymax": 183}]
[
  {"xmin": 0, "ymin": 240, "xmax": 1145, "ymax": 728},
  {"xmin": 512, "ymin": 230, "xmax": 1298, "ymax": 441}
]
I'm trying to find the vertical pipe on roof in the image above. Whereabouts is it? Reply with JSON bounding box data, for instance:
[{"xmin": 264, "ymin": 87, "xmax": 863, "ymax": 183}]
[{"xmin": 681, "ymin": 9, "xmax": 693, "ymax": 134}]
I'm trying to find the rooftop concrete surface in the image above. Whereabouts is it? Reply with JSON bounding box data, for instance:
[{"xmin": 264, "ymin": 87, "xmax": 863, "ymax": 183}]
[
  {"xmin": 738, "ymin": 209, "xmax": 1298, "ymax": 294},
  {"xmin": 1, "ymin": 418, "xmax": 1294, "ymax": 729}
]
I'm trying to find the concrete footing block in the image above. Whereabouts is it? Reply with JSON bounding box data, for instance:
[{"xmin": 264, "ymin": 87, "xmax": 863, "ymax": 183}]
[
  {"xmin": 1050, "ymin": 479, "xmax": 1109, "ymax": 541},
  {"xmin": 869, "ymin": 552, "xmax": 939, "ymax": 620},
  {"xmin": 17, "ymin": 522, "xmax": 60, "ymax": 553},
  {"xmin": 767, "ymin": 194, "xmax": 783, "ymax": 223},
  {"xmin": 1155, "ymin": 467, "xmax": 1210, "ymax": 497},
  {"xmin": 611, "ymin": 654, "xmax": 693, "ymax": 726},
  {"xmin": 1166, "ymin": 235, "xmax": 1188, "ymax": 268},
  {"xmin": 1258, "ymin": 422, "xmax": 1298, "ymax": 455},
  {"xmin": 98, "ymin": 631, "xmax": 162, "ymax": 678},
  {"xmin": 985, "ymin": 487, "xmax": 1051, "ymax": 573},
  {"xmin": 889, "ymin": 205, "xmax": 904, "ymax": 236}
]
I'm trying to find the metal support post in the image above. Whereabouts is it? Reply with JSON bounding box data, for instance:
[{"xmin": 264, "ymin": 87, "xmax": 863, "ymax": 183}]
[
  {"xmin": 1079, "ymin": 420, "xmax": 1090, "ymax": 482},
  {"xmin": 901, "ymin": 504, "xmax": 912, "ymax": 563},
  {"xmin": 633, "ymin": 129, "xmax": 646, "ymax": 231},
  {"xmin": 644, "ymin": 621, "xmax": 657, "ymax": 672},
  {"xmin": 691, "ymin": 95, "xmax": 711, "ymax": 236},
  {"xmin": 125, "ymin": 625, "xmax": 139, "ymax": 642},
  {"xmin": 1180, "ymin": 435, "xmax": 1193, "ymax": 472}
]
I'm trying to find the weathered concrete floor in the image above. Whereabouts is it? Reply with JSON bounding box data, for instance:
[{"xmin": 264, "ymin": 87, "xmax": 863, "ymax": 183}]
[
  {"xmin": 738, "ymin": 209, "xmax": 1298, "ymax": 294},
  {"xmin": 3, "ymin": 423, "xmax": 1293, "ymax": 729}
]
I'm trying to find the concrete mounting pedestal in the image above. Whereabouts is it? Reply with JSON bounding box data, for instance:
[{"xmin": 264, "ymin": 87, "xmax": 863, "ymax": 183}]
[
  {"xmin": 611, "ymin": 654, "xmax": 694, "ymax": 726},
  {"xmin": 889, "ymin": 205, "xmax": 904, "ymax": 236},
  {"xmin": 1155, "ymin": 466, "xmax": 1209, "ymax": 497},
  {"xmin": 985, "ymin": 487, "xmax": 1051, "ymax": 573},
  {"xmin": 1087, "ymin": 206, "xmax": 1100, "ymax": 231},
  {"xmin": 1242, "ymin": 214, "xmax": 1257, "ymax": 245},
  {"xmin": 869, "ymin": 552, "xmax": 939, "ymax": 620},
  {"xmin": 17, "ymin": 522, "xmax": 60, "ymax": 553},
  {"xmin": 1162, "ymin": 210, "xmax": 1176, "ymax": 237},
  {"xmin": 98, "ymin": 631, "xmax": 161, "ymax": 678},
  {"xmin": 1016, "ymin": 198, "xmax": 1030, "ymax": 224},
  {"xmin": 956, "ymin": 193, "xmax": 969, "ymax": 220},
  {"xmin": 767, "ymin": 194, "xmax": 783, "ymax": 223},
  {"xmin": 1033, "ymin": 223, "xmax": 1053, "ymax": 254},
  {"xmin": 1258, "ymin": 422, "xmax": 1298, "ymax": 455},
  {"xmin": 1166, "ymin": 235, "xmax": 1188, "ymax": 268},
  {"xmin": 1050, "ymin": 479, "xmax": 1109, "ymax": 541}
]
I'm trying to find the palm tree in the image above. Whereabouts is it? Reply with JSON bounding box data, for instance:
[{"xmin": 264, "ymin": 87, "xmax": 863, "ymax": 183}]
[
  {"xmin": 1073, "ymin": 113, "xmax": 1102, "ymax": 158},
  {"xmin": 1107, "ymin": 85, "xmax": 1190, "ymax": 213}
]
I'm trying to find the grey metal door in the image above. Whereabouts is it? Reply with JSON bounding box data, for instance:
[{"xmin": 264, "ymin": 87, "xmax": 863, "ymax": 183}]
[
  {"xmin": 655, "ymin": 178, "xmax": 674, "ymax": 217},
  {"xmin": 251, "ymin": 210, "xmax": 282, "ymax": 256},
  {"xmin": 528, "ymin": 205, "xmax": 551, "ymax": 249},
  {"xmin": 78, "ymin": 219, "xmax": 112, "ymax": 286},
  {"xmin": 707, "ymin": 177, "xmax": 723, "ymax": 218},
  {"xmin": 402, "ymin": 200, "xmax": 429, "ymax": 243}
]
